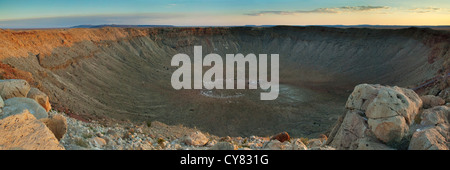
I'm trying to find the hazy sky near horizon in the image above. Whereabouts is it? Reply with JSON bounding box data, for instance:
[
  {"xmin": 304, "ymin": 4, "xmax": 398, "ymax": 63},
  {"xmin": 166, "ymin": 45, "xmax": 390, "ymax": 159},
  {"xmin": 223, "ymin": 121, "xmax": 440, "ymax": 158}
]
[{"xmin": 0, "ymin": 0, "xmax": 449, "ymax": 28}]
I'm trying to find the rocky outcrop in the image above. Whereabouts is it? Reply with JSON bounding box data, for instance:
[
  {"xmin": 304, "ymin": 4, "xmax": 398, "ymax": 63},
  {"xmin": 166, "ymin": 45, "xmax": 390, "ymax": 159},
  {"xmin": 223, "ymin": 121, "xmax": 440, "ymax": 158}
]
[
  {"xmin": 368, "ymin": 116, "xmax": 408, "ymax": 144},
  {"xmin": 345, "ymin": 84, "xmax": 383, "ymax": 111},
  {"xmin": 419, "ymin": 106, "xmax": 449, "ymax": 126},
  {"xmin": 328, "ymin": 83, "xmax": 449, "ymax": 150},
  {"xmin": 1, "ymin": 97, "xmax": 48, "ymax": 119},
  {"xmin": 327, "ymin": 110, "xmax": 368, "ymax": 149},
  {"xmin": 343, "ymin": 84, "xmax": 423, "ymax": 144},
  {"xmin": 409, "ymin": 127, "xmax": 448, "ymax": 150},
  {"xmin": 0, "ymin": 79, "xmax": 30, "ymax": 99},
  {"xmin": 408, "ymin": 106, "xmax": 449, "ymax": 150},
  {"xmin": 0, "ymin": 78, "xmax": 63, "ymax": 150},
  {"xmin": 421, "ymin": 95, "xmax": 445, "ymax": 109},
  {"xmin": 437, "ymin": 87, "xmax": 450, "ymax": 103},
  {"xmin": 0, "ymin": 111, "xmax": 64, "ymax": 150},
  {"xmin": 366, "ymin": 86, "xmax": 422, "ymax": 124},
  {"xmin": 27, "ymin": 87, "xmax": 52, "ymax": 112},
  {"xmin": 40, "ymin": 114, "xmax": 67, "ymax": 141}
]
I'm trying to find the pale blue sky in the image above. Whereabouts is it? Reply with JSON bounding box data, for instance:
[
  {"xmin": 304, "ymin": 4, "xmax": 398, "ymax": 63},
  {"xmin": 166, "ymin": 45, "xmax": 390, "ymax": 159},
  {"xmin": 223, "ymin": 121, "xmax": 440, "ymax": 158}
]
[{"xmin": 0, "ymin": 0, "xmax": 449, "ymax": 28}]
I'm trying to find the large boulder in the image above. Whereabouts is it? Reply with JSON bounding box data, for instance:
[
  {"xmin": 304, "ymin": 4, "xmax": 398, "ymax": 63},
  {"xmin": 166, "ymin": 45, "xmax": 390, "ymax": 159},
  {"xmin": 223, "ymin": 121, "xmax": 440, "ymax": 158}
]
[
  {"xmin": 40, "ymin": 114, "xmax": 67, "ymax": 141},
  {"xmin": 419, "ymin": 106, "xmax": 449, "ymax": 126},
  {"xmin": 0, "ymin": 79, "xmax": 31, "ymax": 100},
  {"xmin": 328, "ymin": 110, "xmax": 368, "ymax": 149},
  {"xmin": 420, "ymin": 95, "xmax": 445, "ymax": 109},
  {"xmin": 182, "ymin": 131, "xmax": 209, "ymax": 146},
  {"xmin": 408, "ymin": 127, "xmax": 448, "ymax": 150},
  {"xmin": 328, "ymin": 84, "xmax": 423, "ymax": 149},
  {"xmin": 408, "ymin": 106, "xmax": 449, "ymax": 150},
  {"xmin": 366, "ymin": 86, "xmax": 422, "ymax": 125},
  {"xmin": 1, "ymin": 97, "xmax": 48, "ymax": 119},
  {"xmin": 27, "ymin": 87, "xmax": 52, "ymax": 112},
  {"xmin": 364, "ymin": 85, "xmax": 421, "ymax": 143},
  {"xmin": 0, "ymin": 111, "xmax": 64, "ymax": 150},
  {"xmin": 345, "ymin": 84, "xmax": 382, "ymax": 111},
  {"xmin": 345, "ymin": 84, "xmax": 422, "ymax": 124},
  {"xmin": 367, "ymin": 116, "xmax": 408, "ymax": 143}
]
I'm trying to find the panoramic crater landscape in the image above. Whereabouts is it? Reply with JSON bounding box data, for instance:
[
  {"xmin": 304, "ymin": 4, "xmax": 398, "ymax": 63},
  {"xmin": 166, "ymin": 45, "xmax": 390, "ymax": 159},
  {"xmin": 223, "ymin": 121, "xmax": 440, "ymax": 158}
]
[
  {"xmin": 0, "ymin": 26, "xmax": 449, "ymax": 150},
  {"xmin": 0, "ymin": 0, "xmax": 449, "ymax": 151}
]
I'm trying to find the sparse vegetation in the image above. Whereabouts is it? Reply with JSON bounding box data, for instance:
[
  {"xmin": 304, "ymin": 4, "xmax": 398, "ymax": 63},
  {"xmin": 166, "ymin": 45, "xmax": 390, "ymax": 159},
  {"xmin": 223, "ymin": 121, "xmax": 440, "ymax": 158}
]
[
  {"xmin": 122, "ymin": 132, "xmax": 131, "ymax": 140},
  {"xmin": 74, "ymin": 138, "xmax": 89, "ymax": 148},
  {"xmin": 82, "ymin": 133, "xmax": 93, "ymax": 139},
  {"xmin": 157, "ymin": 138, "xmax": 166, "ymax": 145}
]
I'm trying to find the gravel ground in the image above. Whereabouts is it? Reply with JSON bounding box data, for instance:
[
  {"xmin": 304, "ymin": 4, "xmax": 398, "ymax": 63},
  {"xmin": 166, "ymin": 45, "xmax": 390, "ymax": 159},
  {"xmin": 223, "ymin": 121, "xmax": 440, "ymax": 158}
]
[{"xmin": 53, "ymin": 110, "xmax": 327, "ymax": 150}]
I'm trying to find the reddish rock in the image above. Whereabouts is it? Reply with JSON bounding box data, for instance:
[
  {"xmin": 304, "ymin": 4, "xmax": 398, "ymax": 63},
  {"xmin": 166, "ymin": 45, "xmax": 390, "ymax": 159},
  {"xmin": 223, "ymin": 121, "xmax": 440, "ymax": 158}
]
[{"xmin": 271, "ymin": 132, "xmax": 290, "ymax": 143}]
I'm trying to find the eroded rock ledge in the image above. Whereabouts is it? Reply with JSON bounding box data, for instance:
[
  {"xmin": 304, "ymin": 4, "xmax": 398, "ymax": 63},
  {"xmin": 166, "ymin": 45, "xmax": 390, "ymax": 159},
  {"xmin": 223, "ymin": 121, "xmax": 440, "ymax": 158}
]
[{"xmin": 0, "ymin": 79, "xmax": 65, "ymax": 150}]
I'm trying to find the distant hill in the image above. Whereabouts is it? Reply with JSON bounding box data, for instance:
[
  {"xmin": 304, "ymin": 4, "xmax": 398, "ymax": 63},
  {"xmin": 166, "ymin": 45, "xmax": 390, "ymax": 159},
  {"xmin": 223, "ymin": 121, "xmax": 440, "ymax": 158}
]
[
  {"xmin": 71, "ymin": 24, "xmax": 174, "ymax": 28},
  {"xmin": 317, "ymin": 25, "xmax": 450, "ymax": 28},
  {"xmin": 69, "ymin": 24, "xmax": 450, "ymax": 30}
]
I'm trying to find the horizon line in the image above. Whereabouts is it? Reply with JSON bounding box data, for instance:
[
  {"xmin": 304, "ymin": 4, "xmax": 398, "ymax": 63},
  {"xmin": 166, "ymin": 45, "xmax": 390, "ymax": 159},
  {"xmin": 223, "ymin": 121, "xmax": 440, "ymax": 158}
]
[{"xmin": 2, "ymin": 24, "xmax": 450, "ymax": 30}]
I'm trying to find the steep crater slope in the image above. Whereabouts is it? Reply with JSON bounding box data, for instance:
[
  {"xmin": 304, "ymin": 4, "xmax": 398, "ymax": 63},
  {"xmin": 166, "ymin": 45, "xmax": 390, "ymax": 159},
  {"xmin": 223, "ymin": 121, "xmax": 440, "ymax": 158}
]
[{"xmin": 0, "ymin": 26, "xmax": 448, "ymax": 137}]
